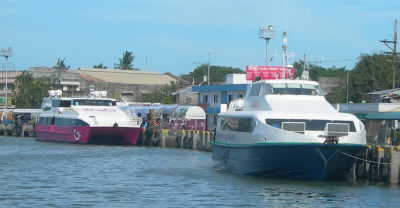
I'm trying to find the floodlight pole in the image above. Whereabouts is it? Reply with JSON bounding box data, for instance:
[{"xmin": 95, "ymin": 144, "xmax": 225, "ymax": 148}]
[
  {"xmin": 259, "ymin": 25, "xmax": 276, "ymax": 66},
  {"xmin": 0, "ymin": 48, "xmax": 13, "ymax": 109}
]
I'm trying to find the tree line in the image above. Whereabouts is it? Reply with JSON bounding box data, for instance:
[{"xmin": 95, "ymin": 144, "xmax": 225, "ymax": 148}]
[{"xmin": 10, "ymin": 51, "xmax": 399, "ymax": 108}]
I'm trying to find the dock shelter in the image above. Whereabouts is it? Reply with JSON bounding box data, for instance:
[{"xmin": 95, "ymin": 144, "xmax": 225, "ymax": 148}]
[{"xmin": 121, "ymin": 105, "xmax": 206, "ymax": 131}]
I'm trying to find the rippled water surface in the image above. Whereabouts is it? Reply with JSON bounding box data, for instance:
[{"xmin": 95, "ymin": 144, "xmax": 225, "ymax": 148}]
[{"xmin": 1, "ymin": 137, "xmax": 400, "ymax": 207}]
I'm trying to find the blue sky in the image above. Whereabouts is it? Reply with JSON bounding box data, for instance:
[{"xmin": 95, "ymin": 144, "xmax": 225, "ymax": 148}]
[{"xmin": 0, "ymin": 0, "xmax": 398, "ymax": 76}]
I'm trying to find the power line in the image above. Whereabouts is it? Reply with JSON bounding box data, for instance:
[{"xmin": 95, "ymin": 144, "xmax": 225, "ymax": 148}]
[
  {"xmin": 319, "ymin": 58, "xmax": 356, "ymax": 63},
  {"xmin": 307, "ymin": 22, "xmax": 394, "ymax": 56}
]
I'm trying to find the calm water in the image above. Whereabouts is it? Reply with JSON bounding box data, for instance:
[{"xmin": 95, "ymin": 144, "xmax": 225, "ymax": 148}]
[{"xmin": 1, "ymin": 137, "xmax": 400, "ymax": 207}]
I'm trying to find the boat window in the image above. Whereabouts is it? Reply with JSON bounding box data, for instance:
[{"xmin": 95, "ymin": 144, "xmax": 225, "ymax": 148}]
[
  {"xmin": 301, "ymin": 84, "xmax": 317, "ymax": 95},
  {"xmin": 55, "ymin": 118, "xmax": 71, "ymax": 126},
  {"xmin": 265, "ymin": 119, "xmax": 289, "ymax": 129},
  {"xmin": 43, "ymin": 99, "xmax": 53, "ymax": 110},
  {"xmin": 287, "ymin": 83, "xmax": 302, "ymax": 94},
  {"xmin": 272, "ymin": 83, "xmax": 287, "ymax": 94},
  {"xmin": 60, "ymin": 100, "xmax": 71, "ymax": 107},
  {"xmin": 267, "ymin": 83, "xmax": 324, "ymax": 96},
  {"xmin": 249, "ymin": 84, "xmax": 261, "ymax": 96},
  {"xmin": 52, "ymin": 100, "xmax": 61, "ymax": 107},
  {"xmin": 41, "ymin": 116, "xmax": 54, "ymax": 125},
  {"xmin": 310, "ymin": 120, "xmax": 331, "ymax": 131},
  {"xmin": 265, "ymin": 119, "xmax": 356, "ymax": 132},
  {"xmin": 71, "ymin": 119, "xmax": 89, "ymax": 126},
  {"xmin": 264, "ymin": 83, "xmax": 273, "ymax": 94},
  {"xmin": 38, "ymin": 117, "xmax": 46, "ymax": 125},
  {"xmin": 333, "ymin": 120, "xmax": 356, "ymax": 132},
  {"xmin": 220, "ymin": 117, "xmax": 256, "ymax": 133},
  {"xmin": 288, "ymin": 119, "xmax": 312, "ymax": 129},
  {"xmin": 315, "ymin": 85, "xmax": 324, "ymax": 96}
]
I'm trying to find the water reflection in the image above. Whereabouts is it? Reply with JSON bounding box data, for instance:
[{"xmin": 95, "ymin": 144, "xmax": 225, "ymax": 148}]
[{"xmin": 1, "ymin": 137, "xmax": 400, "ymax": 207}]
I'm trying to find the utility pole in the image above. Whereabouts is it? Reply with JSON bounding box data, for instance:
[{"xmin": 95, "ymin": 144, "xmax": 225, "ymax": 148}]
[
  {"xmin": 380, "ymin": 19, "xmax": 399, "ymax": 89},
  {"xmin": 301, "ymin": 54, "xmax": 321, "ymax": 80},
  {"xmin": 207, "ymin": 53, "xmax": 210, "ymax": 85},
  {"xmin": 194, "ymin": 53, "xmax": 210, "ymax": 85}
]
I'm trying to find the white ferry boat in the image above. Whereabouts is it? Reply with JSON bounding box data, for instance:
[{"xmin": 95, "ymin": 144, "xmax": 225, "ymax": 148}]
[
  {"xmin": 210, "ymin": 79, "xmax": 367, "ymax": 181},
  {"xmin": 35, "ymin": 88, "xmax": 142, "ymax": 144}
]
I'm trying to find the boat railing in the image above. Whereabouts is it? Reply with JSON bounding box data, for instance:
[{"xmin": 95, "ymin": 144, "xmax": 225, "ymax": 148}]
[{"xmin": 129, "ymin": 117, "xmax": 142, "ymax": 127}]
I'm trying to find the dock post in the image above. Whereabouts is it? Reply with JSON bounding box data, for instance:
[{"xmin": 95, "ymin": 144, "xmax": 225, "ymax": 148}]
[
  {"xmin": 189, "ymin": 130, "xmax": 195, "ymax": 149},
  {"xmin": 21, "ymin": 125, "xmax": 25, "ymax": 137},
  {"xmin": 205, "ymin": 131, "xmax": 210, "ymax": 151},
  {"xmin": 193, "ymin": 131, "xmax": 200, "ymax": 150},
  {"xmin": 370, "ymin": 145, "xmax": 384, "ymax": 180},
  {"xmin": 387, "ymin": 147, "xmax": 400, "ymax": 183},
  {"xmin": 161, "ymin": 129, "xmax": 168, "ymax": 148},
  {"xmin": 176, "ymin": 130, "xmax": 184, "ymax": 148}
]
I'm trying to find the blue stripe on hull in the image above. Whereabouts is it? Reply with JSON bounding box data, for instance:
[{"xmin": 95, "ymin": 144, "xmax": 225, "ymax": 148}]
[{"xmin": 210, "ymin": 143, "xmax": 368, "ymax": 181}]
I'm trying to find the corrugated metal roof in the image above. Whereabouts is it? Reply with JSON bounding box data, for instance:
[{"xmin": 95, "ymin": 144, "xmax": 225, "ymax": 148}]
[
  {"xmin": 68, "ymin": 69, "xmax": 176, "ymax": 85},
  {"xmin": 192, "ymin": 84, "xmax": 247, "ymax": 92},
  {"xmin": 365, "ymin": 112, "xmax": 400, "ymax": 120},
  {"xmin": 367, "ymin": 88, "xmax": 400, "ymax": 95}
]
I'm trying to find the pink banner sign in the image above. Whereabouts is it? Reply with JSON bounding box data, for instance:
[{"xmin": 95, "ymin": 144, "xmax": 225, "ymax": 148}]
[{"xmin": 246, "ymin": 66, "xmax": 294, "ymax": 80}]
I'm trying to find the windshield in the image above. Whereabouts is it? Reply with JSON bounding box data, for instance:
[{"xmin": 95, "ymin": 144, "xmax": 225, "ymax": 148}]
[
  {"xmin": 72, "ymin": 99, "xmax": 116, "ymax": 106},
  {"xmin": 264, "ymin": 83, "xmax": 324, "ymax": 96}
]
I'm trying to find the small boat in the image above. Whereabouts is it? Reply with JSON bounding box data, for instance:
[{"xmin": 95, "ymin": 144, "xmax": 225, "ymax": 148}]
[{"xmin": 35, "ymin": 87, "xmax": 143, "ymax": 144}]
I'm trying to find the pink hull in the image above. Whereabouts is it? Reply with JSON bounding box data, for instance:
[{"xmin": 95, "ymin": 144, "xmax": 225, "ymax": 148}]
[{"xmin": 35, "ymin": 124, "xmax": 143, "ymax": 144}]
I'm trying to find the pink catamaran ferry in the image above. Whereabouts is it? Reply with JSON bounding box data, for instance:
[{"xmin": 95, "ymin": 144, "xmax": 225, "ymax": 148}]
[{"xmin": 35, "ymin": 88, "xmax": 143, "ymax": 144}]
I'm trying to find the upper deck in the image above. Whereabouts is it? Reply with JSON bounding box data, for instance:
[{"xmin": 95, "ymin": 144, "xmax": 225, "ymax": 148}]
[{"xmin": 247, "ymin": 79, "xmax": 324, "ymax": 97}]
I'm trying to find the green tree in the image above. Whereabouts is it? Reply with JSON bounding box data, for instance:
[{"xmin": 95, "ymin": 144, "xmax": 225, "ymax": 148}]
[
  {"xmin": 93, "ymin": 63, "xmax": 107, "ymax": 69},
  {"xmin": 293, "ymin": 59, "xmax": 348, "ymax": 81},
  {"xmin": 140, "ymin": 90, "xmax": 165, "ymax": 103},
  {"xmin": 12, "ymin": 72, "xmax": 57, "ymax": 108},
  {"xmin": 140, "ymin": 81, "xmax": 179, "ymax": 103},
  {"xmin": 181, "ymin": 65, "xmax": 244, "ymax": 84},
  {"xmin": 54, "ymin": 58, "xmax": 70, "ymax": 70},
  {"xmin": 162, "ymin": 96, "xmax": 173, "ymax": 104},
  {"xmin": 115, "ymin": 51, "xmax": 135, "ymax": 70},
  {"xmin": 349, "ymin": 53, "xmax": 393, "ymax": 102}
]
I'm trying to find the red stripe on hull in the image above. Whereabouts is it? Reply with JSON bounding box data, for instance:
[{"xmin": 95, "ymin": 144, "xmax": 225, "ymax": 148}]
[{"xmin": 35, "ymin": 124, "xmax": 143, "ymax": 144}]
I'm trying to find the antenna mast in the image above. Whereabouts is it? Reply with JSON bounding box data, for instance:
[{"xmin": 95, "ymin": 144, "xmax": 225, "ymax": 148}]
[{"xmin": 281, "ymin": 0, "xmax": 293, "ymax": 79}]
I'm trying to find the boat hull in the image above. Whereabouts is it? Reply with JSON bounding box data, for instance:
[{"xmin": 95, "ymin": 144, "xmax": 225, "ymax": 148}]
[
  {"xmin": 210, "ymin": 142, "xmax": 368, "ymax": 181},
  {"xmin": 35, "ymin": 124, "xmax": 143, "ymax": 145}
]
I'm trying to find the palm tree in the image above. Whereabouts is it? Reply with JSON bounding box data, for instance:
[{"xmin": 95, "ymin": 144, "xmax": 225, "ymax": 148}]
[
  {"xmin": 54, "ymin": 58, "xmax": 70, "ymax": 70},
  {"xmin": 115, "ymin": 51, "xmax": 134, "ymax": 70},
  {"xmin": 93, "ymin": 62, "xmax": 107, "ymax": 69}
]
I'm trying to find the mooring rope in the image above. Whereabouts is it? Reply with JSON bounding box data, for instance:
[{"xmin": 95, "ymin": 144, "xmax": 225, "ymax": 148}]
[{"xmin": 339, "ymin": 150, "xmax": 399, "ymax": 166}]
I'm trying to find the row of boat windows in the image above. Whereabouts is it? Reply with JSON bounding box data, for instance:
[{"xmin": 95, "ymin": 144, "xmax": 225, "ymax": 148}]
[
  {"xmin": 265, "ymin": 119, "xmax": 356, "ymax": 132},
  {"xmin": 49, "ymin": 99, "xmax": 117, "ymax": 108},
  {"xmin": 249, "ymin": 83, "xmax": 324, "ymax": 96},
  {"xmin": 37, "ymin": 117, "xmax": 89, "ymax": 126},
  {"xmin": 219, "ymin": 117, "xmax": 356, "ymax": 133},
  {"xmin": 73, "ymin": 99, "xmax": 116, "ymax": 106},
  {"xmin": 219, "ymin": 117, "xmax": 256, "ymax": 133}
]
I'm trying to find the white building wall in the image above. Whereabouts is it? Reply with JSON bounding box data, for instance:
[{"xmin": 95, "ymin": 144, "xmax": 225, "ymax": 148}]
[{"xmin": 226, "ymin": 74, "xmax": 249, "ymax": 84}]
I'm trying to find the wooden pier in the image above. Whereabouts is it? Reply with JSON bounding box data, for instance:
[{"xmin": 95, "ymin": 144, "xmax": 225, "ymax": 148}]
[{"xmin": 0, "ymin": 123, "xmax": 35, "ymax": 137}]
